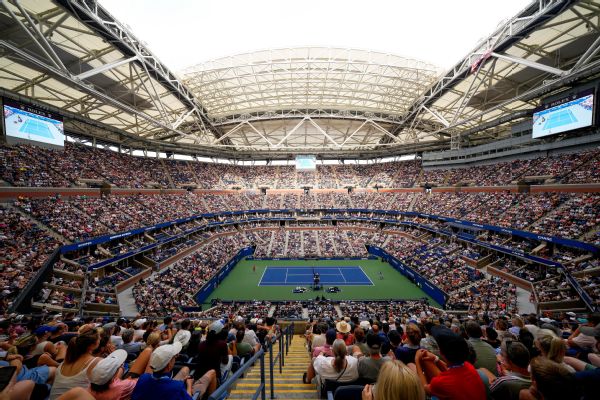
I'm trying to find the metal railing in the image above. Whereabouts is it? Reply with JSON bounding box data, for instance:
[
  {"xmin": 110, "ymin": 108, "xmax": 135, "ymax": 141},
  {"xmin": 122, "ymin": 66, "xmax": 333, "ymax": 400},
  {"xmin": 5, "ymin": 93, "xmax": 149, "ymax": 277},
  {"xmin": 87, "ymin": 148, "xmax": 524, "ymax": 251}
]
[{"xmin": 208, "ymin": 323, "xmax": 295, "ymax": 400}]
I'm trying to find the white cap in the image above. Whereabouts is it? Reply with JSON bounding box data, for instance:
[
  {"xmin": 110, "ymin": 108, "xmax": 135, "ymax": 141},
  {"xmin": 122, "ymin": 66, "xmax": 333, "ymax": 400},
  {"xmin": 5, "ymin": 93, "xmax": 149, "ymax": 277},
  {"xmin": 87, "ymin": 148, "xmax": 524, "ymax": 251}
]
[
  {"xmin": 209, "ymin": 320, "xmax": 224, "ymax": 334},
  {"xmin": 149, "ymin": 342, "xmax": 183, "ymax": 371},
  {"xmin": 133, "ymin": 319, "xmax": 147, "ymax": 328},
  {"xmin": 90, "ymin": 349, "xmax": 127, "ymax": 385},
  {"xmin": 359, "ymin": 321, "xmax": 371, "ymax": 330},
  {"xmin": 540, "ymin": 317, "xmax": 554, "ymax": 323},
  {"xmin": 174, "ymin": 330, "xmax": 191, "ymax": 347}
]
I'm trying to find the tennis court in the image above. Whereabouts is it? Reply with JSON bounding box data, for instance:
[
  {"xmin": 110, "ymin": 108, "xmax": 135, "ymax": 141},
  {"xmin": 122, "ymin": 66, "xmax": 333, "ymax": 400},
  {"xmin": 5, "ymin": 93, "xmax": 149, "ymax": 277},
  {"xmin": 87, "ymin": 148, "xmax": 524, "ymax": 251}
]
[
  {"xmin": 259, "ymin": 265, "xmax": 373, "ymax": 286},
  {"xmin": 204, "ymin": 258, "xmax": 439, "ymax": 306},
  {"xmin": 20, "ymin": 118, "xmax": 55, "ymax": 139},
  {"xmin": 543, "ymin": 108, "xmax": 577, "ymax": 130}
]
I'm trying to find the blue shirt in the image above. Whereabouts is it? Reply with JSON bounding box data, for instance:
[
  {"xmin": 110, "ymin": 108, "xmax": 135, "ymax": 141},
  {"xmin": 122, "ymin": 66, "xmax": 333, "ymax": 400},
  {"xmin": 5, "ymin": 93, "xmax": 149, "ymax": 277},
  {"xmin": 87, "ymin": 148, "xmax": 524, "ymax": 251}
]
[{"xmin": 131, "ymin": 373, "xmax": 192, "ymax": 400}]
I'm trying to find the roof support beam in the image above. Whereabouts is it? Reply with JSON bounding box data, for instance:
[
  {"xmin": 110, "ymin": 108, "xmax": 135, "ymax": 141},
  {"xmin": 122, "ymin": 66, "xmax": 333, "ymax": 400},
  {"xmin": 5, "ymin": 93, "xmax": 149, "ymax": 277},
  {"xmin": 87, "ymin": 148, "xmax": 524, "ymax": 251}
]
[
  {"xmin": 490, "ymin": 52, "xmax": 569, "ymax": 76},
  {"xmin": 243, "ymin": 121, "xmax": 275, "ymax": 147},
  {"xmin": 1, "ymin": 0, "xmax": 67, "ymax": 73},
  {"xmin": 275, "ymin": 118, "xmax": 306, "ymax": 147},
  {"xmin": 57, "ymin": 0, "xmax": 227, "ymax": 143},
  {"xmin": 340, "ymin": 120, "xmax": 368, "ymax": 146},
  {"xmin": 570, "ymin": 33, "xmax": 600, "ymax": 72},
  {"xmin": 75, "ymin": 56, "xmax": 138, "ymax": 80},
  {"xmin": 421, "ymin": 105, "xmax": 450, "ymax": 127},
  {"xmin": 0, "ymin": 40, "xmax": 201, "ymax": 142},
  {"xmin": 306, "ymin": 118, "xmax": 340, "ymax": 147}
]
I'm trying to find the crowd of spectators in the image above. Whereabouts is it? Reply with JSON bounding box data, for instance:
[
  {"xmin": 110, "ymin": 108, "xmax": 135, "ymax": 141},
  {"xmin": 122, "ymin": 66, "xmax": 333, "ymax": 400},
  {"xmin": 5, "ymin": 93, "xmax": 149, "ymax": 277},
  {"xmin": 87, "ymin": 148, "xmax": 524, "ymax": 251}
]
[
  {"xmin": 1, "ymin": 206, "xmax": 63, "ymax": 310},
  {"xmin": 302, "ymin": 310, "xmax": 600, "ymax": 400},
  {"xmin": 133, "ymin": 235, "xmax": 241, "ymax": 315},
  {"xmin": 3, "ymin": 143, "xmax": 600, "ymax": 190}
]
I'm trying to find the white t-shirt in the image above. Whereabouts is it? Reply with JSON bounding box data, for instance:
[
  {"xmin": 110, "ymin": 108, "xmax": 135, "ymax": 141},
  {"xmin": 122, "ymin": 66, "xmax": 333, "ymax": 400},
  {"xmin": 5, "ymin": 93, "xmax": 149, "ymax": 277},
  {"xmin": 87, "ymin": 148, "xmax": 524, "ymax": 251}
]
[
  {"xmin": 242, "ymin": 329, "xmax": 259, "ymax": 347},
  {"xmin": 313, "ymin": 354, "xmax": 359, "ymax": 382}
]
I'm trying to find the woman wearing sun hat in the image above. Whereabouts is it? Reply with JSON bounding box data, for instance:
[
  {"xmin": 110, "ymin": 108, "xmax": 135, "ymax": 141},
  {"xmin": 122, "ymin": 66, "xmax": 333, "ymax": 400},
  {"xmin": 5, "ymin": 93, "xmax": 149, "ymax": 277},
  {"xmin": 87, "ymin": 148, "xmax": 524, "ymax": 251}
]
[
  {"xmin": 88, "ymin": 349, "xmax": 137, "ymax": 400},
  {"xmin": 336, "ymin": 320, "xmax": 355, "ymax": 346}
]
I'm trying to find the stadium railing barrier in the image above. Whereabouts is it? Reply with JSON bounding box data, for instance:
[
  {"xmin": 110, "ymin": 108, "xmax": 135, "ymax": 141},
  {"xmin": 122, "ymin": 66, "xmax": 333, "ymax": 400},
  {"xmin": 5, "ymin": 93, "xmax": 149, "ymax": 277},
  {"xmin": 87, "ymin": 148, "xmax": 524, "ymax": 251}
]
[{"xmin": 207, "ymin": 322, "xmax": 294, "ymax": 400}]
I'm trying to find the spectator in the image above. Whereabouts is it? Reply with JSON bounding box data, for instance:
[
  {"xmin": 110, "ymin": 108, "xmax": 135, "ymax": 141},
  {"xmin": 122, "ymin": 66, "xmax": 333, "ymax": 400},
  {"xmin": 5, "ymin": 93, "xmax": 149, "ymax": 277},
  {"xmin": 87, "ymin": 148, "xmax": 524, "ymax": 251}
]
[
  {"xmin": 395, "ymin": 323, "xmax": 421, "ymax": 365},
  {"xmin": 465, "ymin": 320, "xmax": 498, "ymax": 375},
  {"xmin": 313, "ymin": 339, "xmax": 359, "ymax": 386},
  {"xmin": 414, "ymin": 326, "xmax": 486, "ymax": 400},
  {"xmin": 119, "ymin": 330, "xmax": 141, "ymax": 356},
  {"xmin": 362, "ymin": 359, "xmax": 425, "ymax": 400},
  {"xmin": 519, "ymin": 357, "xmax": 580, "ymax": 400},
  {"xmin": 88, "ymin": 349, "xmax": 136, "ymax": 400},
  {"xmin": 193, "ymin": 320, "xmax": 230, "ymax": 381},
  {"xmin": 131, "ymin": 342, "xmax": 216, "ymax": 400},
  {"xmin": 49, "ymin": 326, "xmax": 101, "ymax": 399},
  {"xmin": 490, "ymin": 340, "xmax": 531, "ymax": 400},
  {"xmin": 357, "ymin": 334, "xmax": 391, "ymax": 383}
]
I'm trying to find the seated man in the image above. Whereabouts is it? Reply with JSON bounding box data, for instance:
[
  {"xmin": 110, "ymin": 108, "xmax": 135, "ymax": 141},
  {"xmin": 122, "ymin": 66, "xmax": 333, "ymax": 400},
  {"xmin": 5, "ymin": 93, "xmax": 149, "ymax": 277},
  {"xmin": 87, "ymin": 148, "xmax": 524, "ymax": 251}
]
[
  {"xmin": 490, "ymin": 340, "xmax": 531, "ymax": 400},
  {"xmin": 414, "ymin": 326, "xmax": 487, "ymax": 400},
  {"xmin": 132, "ymin": 341, "xmax": 216, "ymax": 400},
  {"xmin": 356, "ymin": 334, "xmax": 391, "ymax": 383}
]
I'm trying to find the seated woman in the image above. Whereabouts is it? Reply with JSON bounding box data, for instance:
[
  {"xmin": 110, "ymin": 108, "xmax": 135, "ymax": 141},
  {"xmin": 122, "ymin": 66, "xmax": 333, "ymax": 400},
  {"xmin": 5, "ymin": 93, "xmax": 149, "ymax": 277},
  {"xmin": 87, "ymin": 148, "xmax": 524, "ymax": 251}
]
[
  {"xmin": 49, "ymin": 326, "xmax": 101, "ymax": 400},
  {"xmin": 362, "ymin": 359, "xmax": 425, "ymax": 400},
  {"xmin": 14, "ymin": 330, "xmax": 64, "ymax": 369},
  {"xmin": 312, "ymin": 339, "xmax": 359, "ymax": 388}
]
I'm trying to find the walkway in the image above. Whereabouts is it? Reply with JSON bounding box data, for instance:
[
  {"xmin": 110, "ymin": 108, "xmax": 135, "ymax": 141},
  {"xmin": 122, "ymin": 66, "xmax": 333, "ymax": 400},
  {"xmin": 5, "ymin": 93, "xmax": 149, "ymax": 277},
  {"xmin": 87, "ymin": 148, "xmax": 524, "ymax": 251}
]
[{"xmin": 229, "ymin": 335, "xmax": 318, "ymax": 399}]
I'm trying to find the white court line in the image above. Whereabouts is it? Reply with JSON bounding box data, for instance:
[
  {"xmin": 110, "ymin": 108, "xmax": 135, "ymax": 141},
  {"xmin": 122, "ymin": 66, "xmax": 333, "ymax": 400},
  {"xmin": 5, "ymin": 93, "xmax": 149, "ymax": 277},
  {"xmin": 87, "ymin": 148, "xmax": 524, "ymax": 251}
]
[
  {"xmin": 359, "ymin": 265, "xmax": 375, "ymax": 286},
  {"xmin": 285, "ymin": 268, "xmax": 289, "ymax": 285},
  {"xmin": 338, "ymin": 267, "xmax": 347, "ymax": 284},
  {"xmin": 257, "ymin": 266, "xmax": 268, "ymax": 287}
]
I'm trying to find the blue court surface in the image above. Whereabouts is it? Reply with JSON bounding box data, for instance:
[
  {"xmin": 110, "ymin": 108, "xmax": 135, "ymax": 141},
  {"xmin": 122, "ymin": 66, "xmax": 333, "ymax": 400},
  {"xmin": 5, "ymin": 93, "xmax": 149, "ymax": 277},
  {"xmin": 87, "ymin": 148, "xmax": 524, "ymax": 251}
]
[
  {"xmin": 543, "ymin": 109, "xmax": 577, "ymax": 130},
  {"xmin": 259, "ymin": 266, "xmax": 373, "ymax": 286},
  {"xmin": 20, "ymin": 118, "xmax": 54, "ymax": 139}
]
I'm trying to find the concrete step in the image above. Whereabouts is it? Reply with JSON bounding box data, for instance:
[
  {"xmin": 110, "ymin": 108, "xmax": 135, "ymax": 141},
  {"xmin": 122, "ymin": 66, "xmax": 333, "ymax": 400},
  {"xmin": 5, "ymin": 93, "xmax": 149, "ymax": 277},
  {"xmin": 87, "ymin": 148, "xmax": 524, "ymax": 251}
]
[{"xmin": 229, "ymin": 335, "xmax": 316, "ymax": 399}]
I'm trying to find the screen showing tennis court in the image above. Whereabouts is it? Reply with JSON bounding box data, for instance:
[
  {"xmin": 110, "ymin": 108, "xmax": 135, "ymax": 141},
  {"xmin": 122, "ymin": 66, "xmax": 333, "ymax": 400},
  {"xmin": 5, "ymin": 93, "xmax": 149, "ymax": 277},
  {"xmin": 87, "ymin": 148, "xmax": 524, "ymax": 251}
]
[
  {"xmin": 3, "ymin": 99, "xmax": 65, "ymax": 146},
  {"xmin": 259, "ymin": 265, "xmax": 373, "ymax": 286},
  {"xmin": 532, "ymin": 90, "xmax": 594, "ymax": 138}
]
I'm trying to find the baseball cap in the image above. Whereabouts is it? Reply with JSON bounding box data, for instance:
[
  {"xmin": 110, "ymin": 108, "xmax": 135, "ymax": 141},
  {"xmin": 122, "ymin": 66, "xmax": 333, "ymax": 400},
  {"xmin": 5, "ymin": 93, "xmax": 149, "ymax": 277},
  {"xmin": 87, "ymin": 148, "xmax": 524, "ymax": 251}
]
[
  {"xmin": 359, "ymin": 321, "xmax": 371, "ymax": 330},
  {"xmin": 149, "ymin": 342, "xmax": 183, "ymax": 371},
  {"xmin": 209, "ymin": 320, "xmax": 224, "ymax": 334},
  {"xmin": 133, "ymin": 319, "xmax": 147, "ymax": 328},
  {"xmin": 34, "ymin": 325, "xmax": 58, "ymax": 335},
  {"xmin": 325, "ymin": 328, "xmax": 337, "ymax": 343},
  {"xmin": 366, "ymin": 334, "xmax": 382, "ymax": 351},
  {"xmin": 431, "ymin": 325, "xmax": 469, "ymax": 364},
  {"xmin": 90, "ymin": 349, "xmax": 127, "ymax": 385}
]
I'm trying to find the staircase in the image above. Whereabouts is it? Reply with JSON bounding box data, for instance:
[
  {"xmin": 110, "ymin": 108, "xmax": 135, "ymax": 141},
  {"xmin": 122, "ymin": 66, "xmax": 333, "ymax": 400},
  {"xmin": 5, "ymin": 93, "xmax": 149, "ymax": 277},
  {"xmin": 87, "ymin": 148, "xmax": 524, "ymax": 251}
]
[{"xmin": 228, "ymin": 335, "xmax": 318, "ymax": 399}]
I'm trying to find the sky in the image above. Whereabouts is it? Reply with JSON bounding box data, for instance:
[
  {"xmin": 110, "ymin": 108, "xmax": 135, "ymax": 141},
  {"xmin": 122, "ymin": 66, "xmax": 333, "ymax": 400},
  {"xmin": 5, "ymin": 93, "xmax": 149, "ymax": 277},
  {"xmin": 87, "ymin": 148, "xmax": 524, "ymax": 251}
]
[{"xmin": 99, "ymin": 0, "xmax": 532, "ymax": 73}]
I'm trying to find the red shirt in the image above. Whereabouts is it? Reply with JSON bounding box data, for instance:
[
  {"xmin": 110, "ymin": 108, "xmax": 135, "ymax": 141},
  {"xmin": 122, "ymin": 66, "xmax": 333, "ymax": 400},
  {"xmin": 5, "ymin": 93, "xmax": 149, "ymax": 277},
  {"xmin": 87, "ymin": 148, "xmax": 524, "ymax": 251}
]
[{"xmin": 429, "ymin": 362, "xmax": 486, "ymax": 400}]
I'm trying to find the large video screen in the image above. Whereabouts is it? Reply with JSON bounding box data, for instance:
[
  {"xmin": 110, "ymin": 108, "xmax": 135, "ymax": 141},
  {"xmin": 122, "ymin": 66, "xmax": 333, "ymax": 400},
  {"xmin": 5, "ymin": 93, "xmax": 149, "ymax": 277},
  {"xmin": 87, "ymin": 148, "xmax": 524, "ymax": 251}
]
[
  {"xmin": 3, "ymin": 99, "xmax": 65, "ymax": 146},
  {"xmin": 532, "ymin": 89, "xmax": 594, "ymax": 138},
  {"xmin": 296, "ymin": 155, "xmax": 316, "ymax": 170}
]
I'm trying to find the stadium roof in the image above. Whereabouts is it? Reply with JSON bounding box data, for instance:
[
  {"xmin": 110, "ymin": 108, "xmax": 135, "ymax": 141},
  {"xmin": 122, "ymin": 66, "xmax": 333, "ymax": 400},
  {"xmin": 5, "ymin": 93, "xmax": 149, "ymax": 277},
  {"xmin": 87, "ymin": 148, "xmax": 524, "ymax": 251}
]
[
  {"xmin": 1, "ymin": 0, "xmax": 599, "ymax": 159},
  {"xmin": 181, "ymin": 48, "xmax": 440, "ymax": 120}
]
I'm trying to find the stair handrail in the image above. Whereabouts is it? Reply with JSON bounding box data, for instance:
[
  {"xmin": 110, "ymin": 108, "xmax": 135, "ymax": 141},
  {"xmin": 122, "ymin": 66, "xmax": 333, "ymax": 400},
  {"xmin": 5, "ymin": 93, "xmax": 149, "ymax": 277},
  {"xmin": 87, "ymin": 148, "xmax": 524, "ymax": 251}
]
[{"xmin": 207, "ymin": 347, "xmax": 267, "ymax": 400}]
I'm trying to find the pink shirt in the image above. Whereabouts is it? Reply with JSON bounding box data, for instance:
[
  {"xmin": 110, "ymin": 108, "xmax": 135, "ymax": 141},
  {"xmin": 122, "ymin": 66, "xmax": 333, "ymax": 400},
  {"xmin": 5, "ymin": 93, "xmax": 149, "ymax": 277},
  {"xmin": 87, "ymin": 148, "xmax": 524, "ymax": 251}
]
[{"xmin": 89, "ymin": 378, "xmax": 137, "ymax": 400}]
